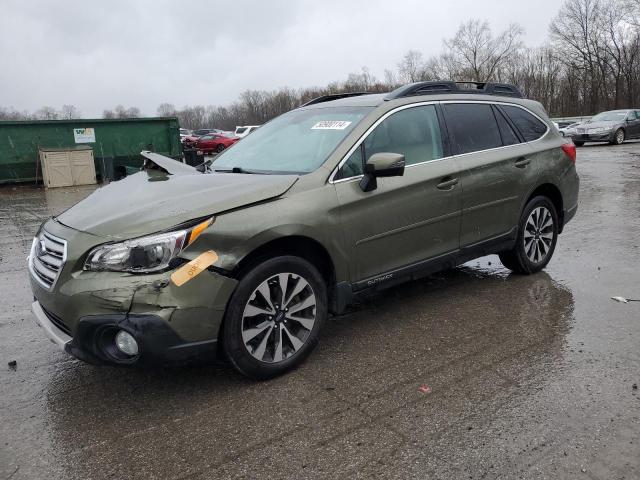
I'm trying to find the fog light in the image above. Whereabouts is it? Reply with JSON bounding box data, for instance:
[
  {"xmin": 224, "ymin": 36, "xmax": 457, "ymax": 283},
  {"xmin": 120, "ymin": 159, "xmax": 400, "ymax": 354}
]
[{"xmin": 115, "ymin": 330, "xmax": 139, "ymax": 356}]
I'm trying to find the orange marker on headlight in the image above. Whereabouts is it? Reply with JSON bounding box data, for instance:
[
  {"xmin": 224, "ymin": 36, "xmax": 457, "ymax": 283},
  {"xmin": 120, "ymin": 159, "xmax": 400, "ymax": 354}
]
[{"xmin": 186, "ymin": 217, "xmax": 214, "ymax": 246}]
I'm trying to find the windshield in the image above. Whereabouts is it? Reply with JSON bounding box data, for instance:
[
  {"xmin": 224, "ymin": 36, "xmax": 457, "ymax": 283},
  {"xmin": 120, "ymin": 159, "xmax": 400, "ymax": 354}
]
[
  {"xmin": 214, "ymin": 106, "xmax": 372, "ymax": 173},
  {"xmin": 236, "ymin": 127, "xmax": 248, "ymax": 134},
  {"xmin": 591, "ymin": 111, "xmax": 628, "ymax": 122}
]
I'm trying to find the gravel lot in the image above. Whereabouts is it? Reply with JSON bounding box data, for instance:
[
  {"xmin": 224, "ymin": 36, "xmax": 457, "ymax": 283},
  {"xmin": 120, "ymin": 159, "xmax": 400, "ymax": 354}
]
[{"xmin": 1, "ymin": 142, "xmax": 639, "ymax": 480}]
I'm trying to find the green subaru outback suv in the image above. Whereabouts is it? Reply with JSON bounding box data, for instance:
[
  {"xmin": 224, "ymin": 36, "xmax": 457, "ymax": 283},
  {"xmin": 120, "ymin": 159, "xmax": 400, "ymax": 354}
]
[{"xmin": 29, "ymin": 81, "xmax": 579, "ymax": 379}]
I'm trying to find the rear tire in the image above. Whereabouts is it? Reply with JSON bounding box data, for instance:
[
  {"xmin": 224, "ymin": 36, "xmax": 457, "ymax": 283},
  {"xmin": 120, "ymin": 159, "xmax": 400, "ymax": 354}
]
[
  {"xmin": 610, "ymin": 128, "xmax": 625, "ymax": 145},
  {"xmin": 499, "ymin": 196, "xmax": 559, "ymax": 274},
  {"xmin": 222, "ymin": 256, "xmax": 327, "ymax": 380}
]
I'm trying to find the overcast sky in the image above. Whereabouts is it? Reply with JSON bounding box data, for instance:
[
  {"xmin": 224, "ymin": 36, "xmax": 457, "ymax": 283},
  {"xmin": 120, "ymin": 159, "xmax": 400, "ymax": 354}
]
[{"xmin": 0, "ymin": 0, "xmax": 562, "ymax": 118}]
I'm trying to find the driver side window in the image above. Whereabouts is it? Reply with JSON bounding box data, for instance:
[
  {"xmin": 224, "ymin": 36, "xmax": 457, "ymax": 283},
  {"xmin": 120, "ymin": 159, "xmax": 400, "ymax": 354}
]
[{"xmin": 335, "ymin": 105, "xmax": 444, "ymax": 180}]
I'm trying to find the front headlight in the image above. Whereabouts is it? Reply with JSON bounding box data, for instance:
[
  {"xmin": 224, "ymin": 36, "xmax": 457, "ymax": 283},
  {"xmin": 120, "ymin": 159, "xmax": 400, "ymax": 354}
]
[{"xmin": 84, "ymin": 217, "xmax": 213, "ymax": 273}]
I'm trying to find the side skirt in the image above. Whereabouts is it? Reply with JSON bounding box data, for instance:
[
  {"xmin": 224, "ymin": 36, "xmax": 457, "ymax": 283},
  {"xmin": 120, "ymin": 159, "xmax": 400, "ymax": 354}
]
[{"xmin": 331, "ymin": 228, "xmax": 516, "ymax": 313}]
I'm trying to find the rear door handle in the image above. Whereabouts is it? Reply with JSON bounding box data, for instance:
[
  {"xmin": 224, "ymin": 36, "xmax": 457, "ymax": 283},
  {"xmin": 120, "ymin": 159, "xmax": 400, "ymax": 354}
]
[
  {"xmin": 515, "ymin": 157, "xmax": 531, "ymax": 168},
  {"xmin": 436, "ymin": 177, "xmax": 459, "ymax": 190}
]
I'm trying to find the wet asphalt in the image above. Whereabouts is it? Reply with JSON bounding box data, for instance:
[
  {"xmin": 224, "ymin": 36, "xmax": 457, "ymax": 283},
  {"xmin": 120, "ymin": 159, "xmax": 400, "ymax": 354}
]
[{"xmin": 1, "ymin": 143, "xmax": 639, "ymax": 480}]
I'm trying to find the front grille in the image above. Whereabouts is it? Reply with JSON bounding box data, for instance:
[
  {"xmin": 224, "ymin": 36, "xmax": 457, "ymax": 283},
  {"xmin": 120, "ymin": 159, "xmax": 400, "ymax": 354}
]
[
  {"xmin": 28, "ymin": 231, "xmax": 67, "ymax": 290},
  {"xmin": 41, "ymin": 305, "xmax": 72, "ymax": 336}
]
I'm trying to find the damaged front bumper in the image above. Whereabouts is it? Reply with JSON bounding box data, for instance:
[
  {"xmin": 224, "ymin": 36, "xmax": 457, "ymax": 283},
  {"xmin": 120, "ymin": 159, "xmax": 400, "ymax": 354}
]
[
  {"xmin": 32, "ymin": 301, "xmax": 215, "ymax": 365},
  {"xmin": 30, "ymin": 221, "xmax": 239, "ymax": 366}
]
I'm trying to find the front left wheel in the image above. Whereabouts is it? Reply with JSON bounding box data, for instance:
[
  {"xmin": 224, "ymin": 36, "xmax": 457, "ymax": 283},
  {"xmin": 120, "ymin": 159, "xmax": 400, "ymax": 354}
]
[
  {"xmin": 610, "ymin": 128, "xmax": 625, "ymax": 145},
  {"xmin": 222, "ymin": 256, "xmax": 327, "ymax": 379}
]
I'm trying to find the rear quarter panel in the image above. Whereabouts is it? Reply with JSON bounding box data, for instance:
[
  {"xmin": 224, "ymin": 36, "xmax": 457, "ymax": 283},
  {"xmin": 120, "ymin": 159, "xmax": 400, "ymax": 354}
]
[{"xmin": 523, "ymin": 127, "xmax": 579, "ymax": 220}]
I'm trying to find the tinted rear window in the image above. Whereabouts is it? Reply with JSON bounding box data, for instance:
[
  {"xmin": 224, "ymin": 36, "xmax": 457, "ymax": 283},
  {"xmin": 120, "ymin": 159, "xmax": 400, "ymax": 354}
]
[
  {"xmin": 501, "ymin": 105, "xmax": 547, "ymax": 142},
  {"xmin": 493, "ymin": 106, "xmax": 521, "ymax": 146},
  {"xmin": 443, "ymin": 103, "xmax": 502, "ymax": 155}
]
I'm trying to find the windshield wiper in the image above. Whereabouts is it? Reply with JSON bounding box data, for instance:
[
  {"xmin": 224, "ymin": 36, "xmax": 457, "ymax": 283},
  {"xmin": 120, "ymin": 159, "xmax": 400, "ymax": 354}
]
[{"xmin": 214, "ymin": 166, "xmax": 268, "ymax": 174}]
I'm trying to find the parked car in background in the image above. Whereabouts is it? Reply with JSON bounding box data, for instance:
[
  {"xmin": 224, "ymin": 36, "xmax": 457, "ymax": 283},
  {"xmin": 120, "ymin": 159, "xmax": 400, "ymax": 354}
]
[
  {"xmin": 235, "ymin": 125, "xmax": 260, "ymax": 138},
  {"xmin": 183, "ymin": 129, "xmax": 230, "ymax": 148},
  {"xmin": 193, "ymin": 128, "xmax": 219, "ymax": 137},
  {"xmin": 569, "ymin": 109, "xmax": 640, "ymax": 146},
  {"xmin": 558, "ymin": 122, "xmax": 580, "ymax": 137},
  {"xmin": 179, "ymin": 128, "xmax": 193, "ymax": 141},
  {"xmin": 28, "ymin": 81, "xmax": 579, "ymax": 379},
  {"xmin": 194, "ymin": 133, "xmax": 239, "ymax": 153}
]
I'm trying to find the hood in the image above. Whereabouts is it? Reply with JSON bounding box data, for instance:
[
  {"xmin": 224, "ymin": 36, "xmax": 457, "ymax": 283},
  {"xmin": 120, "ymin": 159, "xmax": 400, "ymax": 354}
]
[
  {"xmin": 576, "ymin": 120, "xmax": 619, "ymax": 129},
  {"xmin": 56, "ymin": 168, "xmax": 298, "ymax": 239}
]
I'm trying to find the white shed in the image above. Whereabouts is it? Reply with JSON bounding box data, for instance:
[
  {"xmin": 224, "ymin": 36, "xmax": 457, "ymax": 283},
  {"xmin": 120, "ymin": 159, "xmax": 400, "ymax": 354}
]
[{"xmin": 39, "ymin": 146, "xmax": 97, "ymax": 188}]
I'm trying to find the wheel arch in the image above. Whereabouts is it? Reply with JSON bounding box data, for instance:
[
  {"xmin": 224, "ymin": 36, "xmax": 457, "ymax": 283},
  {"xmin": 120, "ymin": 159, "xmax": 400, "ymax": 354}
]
[
  {"xmin": 525, "ymin": 183, "xmax": 565, "ymax": 232},
  {"xmin": 230, "ymin": 235, "xmax": 343, "ymax": 312}
]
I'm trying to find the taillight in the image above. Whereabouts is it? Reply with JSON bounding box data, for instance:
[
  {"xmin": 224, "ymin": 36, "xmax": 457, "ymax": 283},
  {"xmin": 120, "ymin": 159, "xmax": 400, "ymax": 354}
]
[{"xmin": 561, "ymin": 143, "xmax": 576, "ymax": 163}]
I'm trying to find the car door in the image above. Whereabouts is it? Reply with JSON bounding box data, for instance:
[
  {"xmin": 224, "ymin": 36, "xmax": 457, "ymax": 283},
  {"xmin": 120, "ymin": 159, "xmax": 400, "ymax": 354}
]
[
  {"xmin": 333, "ymin": 103, "xmax": 462, "ymax": 284},
  {"xmin": 442, "ymin": 102, "xmax": 540, "ymax": 248},
  {"xmin": 627, "ymin": 111, "xmax": 640, "ymax": 138}
]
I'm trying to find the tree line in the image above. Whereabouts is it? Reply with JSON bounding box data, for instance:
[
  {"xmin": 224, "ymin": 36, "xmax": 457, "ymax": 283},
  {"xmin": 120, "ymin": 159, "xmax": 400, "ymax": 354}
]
[{"xmin": 2, "ymin": 0, "xmax": 639, "ymax": 128}]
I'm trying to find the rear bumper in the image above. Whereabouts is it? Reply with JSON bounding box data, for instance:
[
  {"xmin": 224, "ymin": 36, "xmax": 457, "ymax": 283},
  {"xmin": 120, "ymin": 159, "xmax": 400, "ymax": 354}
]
[{"xmin": 31, "ymin": 300, "xmax": 221, "ymax": 366}]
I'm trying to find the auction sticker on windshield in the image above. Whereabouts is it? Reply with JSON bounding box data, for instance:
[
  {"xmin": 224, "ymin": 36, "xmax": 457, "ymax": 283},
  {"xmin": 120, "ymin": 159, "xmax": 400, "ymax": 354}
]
[{"xmin": 311, "ymin": 121, "xmax": 352, "ymax": 130}]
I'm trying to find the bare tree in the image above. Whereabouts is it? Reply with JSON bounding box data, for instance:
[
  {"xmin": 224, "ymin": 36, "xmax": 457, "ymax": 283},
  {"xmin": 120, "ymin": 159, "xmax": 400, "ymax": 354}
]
[
  {"xmin": 157, "ymin": 102, "xmax": 177, "ymax": 117},
  {"xmin": 60, "ymin": 104, "xmax": 81, "ymax": 119},
  {"xmin": 550, "ymin": 0, "xmax": 606, "ymax": 112},
  {"xmin": 125, "ymin": 106, "xmax": 141, "ymax": 118},
  {"xmin": 397, "ymin": 50, "xmax": 426, "ymax": 83},
  {"xmin": 444, "ymin": 20, "xmax": 524, "ymax": 81},
  {"xmin": 0, "ymin": 107, "xmax": 31, "ymax": 120},
  {"xmin": 35, "ymin": 106, "xmax": 59, "ymax": 120}
]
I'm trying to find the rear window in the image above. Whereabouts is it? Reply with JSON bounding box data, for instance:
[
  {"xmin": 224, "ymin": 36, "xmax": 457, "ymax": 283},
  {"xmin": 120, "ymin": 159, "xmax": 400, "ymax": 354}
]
[
  {"xmin": 493, "ymin": 106, "xmax": 521, "ymax": 146},
  {"xmin": 501, "ymin": 105, "xmax": 548, "ymax": 142},
  {"xmin": 443, "ymin": 103, "xmax": 502, "ymax": 155}
]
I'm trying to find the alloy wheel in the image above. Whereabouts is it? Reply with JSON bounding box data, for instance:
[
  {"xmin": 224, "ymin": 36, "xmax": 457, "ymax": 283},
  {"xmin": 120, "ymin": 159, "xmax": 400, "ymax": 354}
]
[
  {"xmin": 523, "ymin": 206, "xmax": 554, "ymax": 264},
  {"xmin": 615, "ymin": 129, "xmax": 625, "ymax": 144},
  {"xmin": 241, "ymin": 273, "xmax": 316, "ymax": 363}
]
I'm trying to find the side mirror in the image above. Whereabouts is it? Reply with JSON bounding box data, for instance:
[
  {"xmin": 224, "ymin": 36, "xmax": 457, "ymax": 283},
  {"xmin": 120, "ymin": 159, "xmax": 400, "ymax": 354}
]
[{"xmin": 359, "ymin": 152, "xmax": 405, "ymax": 192}]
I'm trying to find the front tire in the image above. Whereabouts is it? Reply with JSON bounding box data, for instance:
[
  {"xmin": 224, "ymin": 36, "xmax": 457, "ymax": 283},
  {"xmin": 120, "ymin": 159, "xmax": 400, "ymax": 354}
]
[
  {"xmin": 610, "ymin": 128, "xmax": 625, "ymax": 145},
  {"xmin": 222, "ymin": 256, "xmax": 327, "ymax": 379},
  {"xmin": 499, "ymin": 196, "xmax": 559, "ymax": 274},
  {"xmin": 215, "ymin": 144, "xmax": 225, "ymax": 153},
  {"xmin": 573, "ymin": 141, "xmax": 584, "ymax": 147}
]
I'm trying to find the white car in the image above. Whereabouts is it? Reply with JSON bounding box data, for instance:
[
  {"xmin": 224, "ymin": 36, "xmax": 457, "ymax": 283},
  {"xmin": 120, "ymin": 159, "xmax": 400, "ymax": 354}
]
[
  {"xmin": 234, "ymin": 125, "xmax": 260, "ymax": 138},
  {"xmin": 179, "ymin": 128, "xmax": 193, "ymax": 141},
  {"xmin": 558, "ymin": 123, "xmax": 580, "ymax": 137}
]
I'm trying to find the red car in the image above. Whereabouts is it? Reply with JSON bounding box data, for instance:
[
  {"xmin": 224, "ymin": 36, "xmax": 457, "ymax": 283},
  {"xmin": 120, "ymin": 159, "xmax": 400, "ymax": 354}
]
[
  {"xmin": 194, "ymin": 134, "xmax": 239, "ymax": 154},
  {"xmin": 181, "ymin": 135, "xmax": 200, "ymax": 148}
]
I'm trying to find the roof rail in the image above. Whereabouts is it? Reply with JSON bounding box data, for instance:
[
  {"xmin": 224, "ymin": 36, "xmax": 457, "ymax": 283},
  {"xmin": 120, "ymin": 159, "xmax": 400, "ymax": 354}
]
[
  {"xmin": 300, "ymin": 92, "xmax": 373, "ymax": 107},
  {"xmin": 384, "ymin": 81, "xmax": 523, "ymax": 100}
]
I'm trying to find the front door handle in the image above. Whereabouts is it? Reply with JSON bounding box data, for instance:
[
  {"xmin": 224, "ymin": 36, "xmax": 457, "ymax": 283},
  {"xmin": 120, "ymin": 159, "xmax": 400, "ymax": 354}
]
[
  {"xmin": 515, "ymin": 157, "xmax": 531, "ymax": 168},
  {"xmin": 436, "ymin": 177, "xmax": 459, "ymax": 190}
]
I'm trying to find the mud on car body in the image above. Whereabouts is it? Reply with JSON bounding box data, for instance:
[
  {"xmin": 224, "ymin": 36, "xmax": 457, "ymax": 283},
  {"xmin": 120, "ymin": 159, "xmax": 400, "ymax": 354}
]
[{"xmin": 29, "ymin": 81, "xmax": 579, "ymax": 379}]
